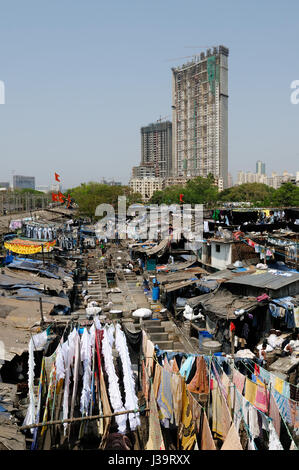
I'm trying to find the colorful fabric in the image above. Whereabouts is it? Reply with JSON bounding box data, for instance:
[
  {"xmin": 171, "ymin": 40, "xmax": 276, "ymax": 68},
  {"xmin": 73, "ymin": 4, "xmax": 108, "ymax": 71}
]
[
  {"xmin": 273, "ymin": 390, "xmax": 292, "ymax": 425},
  {"xmin": 188, "ymin": 391, "xmax": 201, "ymax": 433},
  {"xmin": 254, "ymin": 384, "xmax": 268, "ymax": 413},
  {"xmin": 4, "ymin": 239, "xmax": 56, "ymax": 254},
  {"xmin": 233, "ymin": 369, "xmax": 246, "ymax": 394},
  {"xmin": 212, "ymin": 382, "xmax": 232, "ymax": 439},
  {"xmin": 274, "ymin": 376, "xmax": 284, "ymax": 395},
  {"xmin": 153, "ymin": 364, "xmax": 162, "ymax": 399},
  {"xmin": 221, "ymin": 423, "xmax": 243, "ymax": 450},
  {"xmin": 171, "ymin": 373, "xmax": 183, "ymax": 426},
  {"xmin": 187, "ymin": 356, "xmax": 209, "ymax": 395},
  {"xmin": 157, "ymin": 368, "xmax": 173, "ymax": 426},
  {"xmin": 269, "ymin": 393, "xmax": 281, "ymax": 437},
  {"xmin": 259, "ymin": 366, "xmax": 270, "ymax": 384},
  {"xmin": 171, "ymin": 357, "xmax": 180, "ymax": 373},
  {"xmin": 179, "ymin": 356, "xmax": 195, "ymax": 381},
  {"xmin": 289, "ymin": 399, "xmax": 299, "ymax": 431},
  {"xmin": 180, "ymin": 381, "xmax": 196, "ymax": 450},
  {"xmin": 146, "ymin": 386, "xmax": 165, "ymax": 450},
  {"xmin": 245, "ymin": 378, "xmax": 257, "ymax": 405},
  {"xmin": 282, "ymin": 380, "xmax": 290, "ymax": 399}
]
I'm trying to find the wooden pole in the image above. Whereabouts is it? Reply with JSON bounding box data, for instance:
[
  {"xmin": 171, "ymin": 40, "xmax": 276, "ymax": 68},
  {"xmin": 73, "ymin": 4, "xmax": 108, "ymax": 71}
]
[
  {"xmin": 19, "ymin": 407, "xmax": 149, "ymax": 431},
  {"xmin": 39, "ymin": 297, "xmax": 45, "ymax": 325}
]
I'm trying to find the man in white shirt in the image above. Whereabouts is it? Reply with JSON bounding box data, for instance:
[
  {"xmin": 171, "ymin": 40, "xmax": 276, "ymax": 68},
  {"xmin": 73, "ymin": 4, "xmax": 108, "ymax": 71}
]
[
  {"xmin": 284, "ymin": 333, "xmax": 299, "ymax": 355},
  {"xmin": 267, "ymin": 330, "xmax": 285, "ymax": 349}
]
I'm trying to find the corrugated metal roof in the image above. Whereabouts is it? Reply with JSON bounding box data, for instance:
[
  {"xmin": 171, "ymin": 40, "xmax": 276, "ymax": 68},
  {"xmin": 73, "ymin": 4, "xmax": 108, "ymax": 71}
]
[{"xmin": 226, "ymin": 271, "xmax": 299, "ymax": 290}]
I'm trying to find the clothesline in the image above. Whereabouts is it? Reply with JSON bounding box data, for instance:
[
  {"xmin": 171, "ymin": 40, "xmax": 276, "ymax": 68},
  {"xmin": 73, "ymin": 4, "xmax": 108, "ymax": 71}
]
[
  {"xmin": 20, "ymin": 406, "xmax": 149, "ymax": 431},
  {"xmin": 211, "ymin": 356, "xmax": 298, "ymax": 449}
]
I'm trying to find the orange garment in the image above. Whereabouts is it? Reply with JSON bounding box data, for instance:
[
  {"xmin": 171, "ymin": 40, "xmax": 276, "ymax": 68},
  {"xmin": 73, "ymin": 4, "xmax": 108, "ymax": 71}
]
[
  {"xmin": 171, "ymin": 357, "xmax": 180, "ymax": 373},
  {"xmin": 153, "ymin": 363, "xmax": 162, "ymax": 399},
  {"xmin": 187, "ymin": 356, "xmax": 209, "ymax": 394}
]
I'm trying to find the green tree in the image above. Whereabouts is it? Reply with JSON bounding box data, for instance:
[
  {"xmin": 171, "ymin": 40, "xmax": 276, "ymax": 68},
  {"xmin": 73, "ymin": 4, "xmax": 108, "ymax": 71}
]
[
  {"xmin": 150, "ymin": 175, "xmax": 218, "ymax": 206},
  {"xmin": 272, "ymin": 182, "xmax": 299, "ymax": 207},
  {"xmin": 218, "ymin": 183, "xmax": 275, "ymax": 206},
  {"xmin": 69, "ymin": 182, "xmax": 142, "ymax": 219}
]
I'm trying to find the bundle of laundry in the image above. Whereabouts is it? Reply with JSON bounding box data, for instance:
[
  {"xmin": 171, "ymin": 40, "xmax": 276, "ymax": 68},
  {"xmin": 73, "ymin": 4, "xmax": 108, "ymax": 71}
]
[
  {"xmin": 132, "ymin": 308, "xmax": 152, "ymax": 318},
  {"xmin": 183, "ymin": 304, "xmax": 204, "ymax": 321}
]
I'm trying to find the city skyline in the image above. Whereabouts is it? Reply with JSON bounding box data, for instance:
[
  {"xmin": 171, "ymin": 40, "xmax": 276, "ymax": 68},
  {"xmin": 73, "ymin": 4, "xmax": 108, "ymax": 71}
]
[{"xmin": 0, "ymin": 1, "xmax": 299, "ymax": 188}]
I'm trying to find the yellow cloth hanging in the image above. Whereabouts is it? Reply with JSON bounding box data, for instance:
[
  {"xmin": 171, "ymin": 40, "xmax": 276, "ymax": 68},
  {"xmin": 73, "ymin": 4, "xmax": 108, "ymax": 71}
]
[
  {"xmin": 245, "ymin": 377, "xmax": 257, "ymax": 405},
  {"xmin": 274, "ymin": 376, "xmax": 284, "ymax": 395},
  {"xmin": 180, "ymin": 381, "xmax": 196, "ymax": 450}
]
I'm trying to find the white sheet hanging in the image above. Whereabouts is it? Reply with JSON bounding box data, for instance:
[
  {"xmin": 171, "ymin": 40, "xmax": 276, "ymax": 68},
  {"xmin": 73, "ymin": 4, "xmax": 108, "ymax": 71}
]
[
  {"xmin": 80, "ymin": 328, "xmax": 93, "ymax": 415},
  {"xmin": 23, "ymin": 330, "xmax": 48, "ymax": 430},
  {"xmin": 115, "ymin": 324, "xmax": 140, "ymax": 431},
  {"xmin": 101, "ymin": 327, "xmax": 126, "ymax": 433}
]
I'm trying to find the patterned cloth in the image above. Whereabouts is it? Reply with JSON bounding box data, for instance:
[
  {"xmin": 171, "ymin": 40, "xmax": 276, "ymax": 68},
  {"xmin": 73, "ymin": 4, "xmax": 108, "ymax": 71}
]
[
  {"xmin": 187, "ymin": 357, "xmax": 209, "ymax": 394},
  {"xmin": 269, "ymin": 392, "xmax": 281, "ymax": 437},
  {"xmin": 233, "ymin": 369, "xmax": 246, "ymax": 394},
  {"xmin": 146, "ymin": 386, "xmax": 165, "ymax": 450},
  {"xmin": 157, "ymin": 368, "xmax": 173, "ymax": 426},
  {"xmin": 255, "ymin": 384, "xmax": 268, "ymax": 413},
  {"xmin": 171, "ymin": 373, "xmax": 183, "ymax": 426},
  {"xmin": 180, "ymin": 381, "xmax": 196, "ymax": 450}
]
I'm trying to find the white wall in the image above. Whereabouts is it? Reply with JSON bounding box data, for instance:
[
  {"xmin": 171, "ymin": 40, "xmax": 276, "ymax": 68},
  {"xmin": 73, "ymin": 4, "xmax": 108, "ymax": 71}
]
[{"xmin": 211, "ymin": 242, "xmax": 232, "ymax": 270}]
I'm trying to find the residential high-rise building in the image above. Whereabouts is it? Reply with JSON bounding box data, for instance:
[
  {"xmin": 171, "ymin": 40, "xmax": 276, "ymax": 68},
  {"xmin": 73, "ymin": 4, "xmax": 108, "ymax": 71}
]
[
  {"xmin": 140, "ymin": 121, "xmax": 172, "ymax": 178},
  {"xmin": 171, "ymin": 45, "xmax": 229, "ymax": 187},
  {"xmin": 129, "ymin": 177, "xmax": 164, "ymax": 202},
  {"xmin": 13, "ymin": 175, "xmax": 35, "ymax": 190},
  {"xmin": 256, "ymin": 160, "xmax": 266, "ymax": 175}
]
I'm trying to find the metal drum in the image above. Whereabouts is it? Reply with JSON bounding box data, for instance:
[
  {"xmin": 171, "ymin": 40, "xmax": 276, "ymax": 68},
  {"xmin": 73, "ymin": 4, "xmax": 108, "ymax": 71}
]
[
  {"xmin": 201, "ymin": 339, "xmax": 222, "ymax": 354},
  {"xmin": 109, "ymin": 309, "xmax": 123, "ymax": 320}
]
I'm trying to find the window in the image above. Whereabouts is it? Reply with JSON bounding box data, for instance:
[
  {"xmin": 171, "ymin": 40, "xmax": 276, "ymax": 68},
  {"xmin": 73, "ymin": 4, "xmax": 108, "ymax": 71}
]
[{"xmin": 215, "ymin": 244, "xmax": 221, "ymax": 253}]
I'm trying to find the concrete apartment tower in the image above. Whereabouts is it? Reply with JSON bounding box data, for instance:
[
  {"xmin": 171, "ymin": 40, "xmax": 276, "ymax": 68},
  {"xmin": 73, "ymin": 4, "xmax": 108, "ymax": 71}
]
[
  {"xmin": 171, "ymin": 45, "xmax": 229, "ymax": 188},
  {"xmin": 139, "ymin": 121, "xmax": 172, "ymax": 178}
]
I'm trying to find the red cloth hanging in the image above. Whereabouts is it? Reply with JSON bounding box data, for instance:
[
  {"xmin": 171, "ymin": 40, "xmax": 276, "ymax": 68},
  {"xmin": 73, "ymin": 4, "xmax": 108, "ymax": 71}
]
[{"xmin": 95, "ymin": 329, "xmax": 104, "ymax": 375}]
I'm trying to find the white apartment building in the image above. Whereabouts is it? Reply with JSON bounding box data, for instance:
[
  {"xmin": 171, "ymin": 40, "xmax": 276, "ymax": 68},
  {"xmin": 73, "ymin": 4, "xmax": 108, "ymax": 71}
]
[{"xmin": 129, "ymin": 178, "xmax": 164, "ymax": 202}]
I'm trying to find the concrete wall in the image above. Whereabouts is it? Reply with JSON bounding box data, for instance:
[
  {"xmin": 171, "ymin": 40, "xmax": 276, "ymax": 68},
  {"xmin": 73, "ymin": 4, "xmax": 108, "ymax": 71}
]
[{"xmin": 210, "ymin": 242, "xmax": 232, "ymax": 270}]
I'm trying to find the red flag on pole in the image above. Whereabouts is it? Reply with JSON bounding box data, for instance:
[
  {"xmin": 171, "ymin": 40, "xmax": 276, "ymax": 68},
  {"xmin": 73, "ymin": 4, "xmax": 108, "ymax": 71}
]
[
  {"xmin": 55, "ymin": 172, "xmax": 60, "ymax": 182},
  {"xmin": 58, "ymin": 192, "xmax": 65, "ymax": 203},
  {"xmin": 51, "ymin": 193, "xmax": 59, "ymax": 202}
]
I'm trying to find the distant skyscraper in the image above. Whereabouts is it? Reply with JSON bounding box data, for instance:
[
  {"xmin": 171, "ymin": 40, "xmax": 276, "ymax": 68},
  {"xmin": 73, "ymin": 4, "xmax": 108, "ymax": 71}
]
[
  {"xmin": 172, "ymin": 45, "xmax": 229, "ymax": 187},
  {"xmin": 140, "ymin": 121, "xmax": 172, "ymax": 178},
  {"xmin": 256, "ymin": 160, "xmax": 266, "ymax": 175},
  {"xmin": 13, "ymin": 175, "xmax": 35, "ymax": 190}
]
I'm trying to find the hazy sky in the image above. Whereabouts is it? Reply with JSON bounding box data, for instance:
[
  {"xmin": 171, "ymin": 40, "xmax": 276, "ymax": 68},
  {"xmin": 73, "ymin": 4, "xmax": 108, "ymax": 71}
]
[{"xmin": 0, "ymin": 0, "xmax": 298, "ymax": 188}]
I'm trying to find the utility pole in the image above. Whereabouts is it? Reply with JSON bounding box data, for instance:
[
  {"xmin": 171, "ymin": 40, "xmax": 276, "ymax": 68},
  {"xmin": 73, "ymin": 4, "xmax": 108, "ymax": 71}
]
[{"xmin": 39, "ymin": 297, "xmax": 45, "ymax": 325}]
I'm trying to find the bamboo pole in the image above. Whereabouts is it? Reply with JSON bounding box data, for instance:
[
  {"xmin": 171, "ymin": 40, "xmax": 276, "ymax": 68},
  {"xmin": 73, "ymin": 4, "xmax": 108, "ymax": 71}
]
[{"xmin": 20, "ymin": 407, "xmax": 149, "ymax": 431}]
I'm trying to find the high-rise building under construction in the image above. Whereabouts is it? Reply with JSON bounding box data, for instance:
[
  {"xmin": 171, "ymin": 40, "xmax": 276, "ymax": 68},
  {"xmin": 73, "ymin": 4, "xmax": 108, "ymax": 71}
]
[
  {"xmin": 138, "ymin": 121, "xmax": 172, "ymax": 178},
  {"xmin": 171, "ymin": 45, "xmax": 229, "ymax": 188}
]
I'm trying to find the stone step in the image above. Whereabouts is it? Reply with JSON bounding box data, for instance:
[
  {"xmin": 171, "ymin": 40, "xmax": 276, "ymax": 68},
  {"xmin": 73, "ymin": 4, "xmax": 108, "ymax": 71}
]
[
  {"xmin": 154, "ymin": 340, "xmax": 173, "ymax": 350},
  {"xmin": 149, "ymin": 332, "xmax": 169, "ymax": 342},
  {"xmin": 173, "ymin": 342, "xmax": 185, "ymax": 351},
  {"xmin": 144, "ymin": 325, "xmax": 164, "ymax": 333},
  {"xmin": 142, "ymin": 319, "xmax": 161, "ymax": 326}
]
